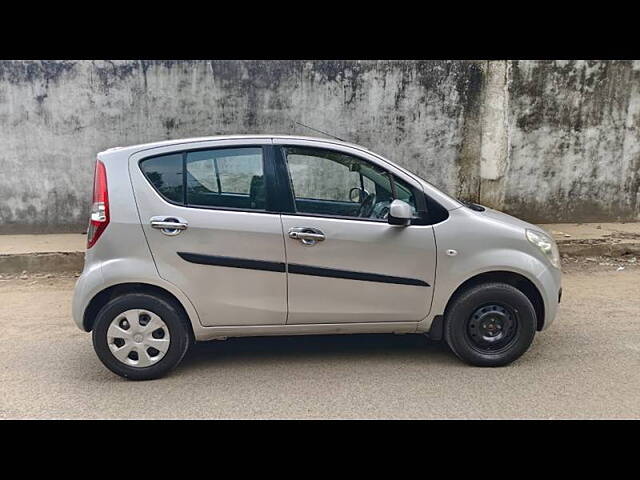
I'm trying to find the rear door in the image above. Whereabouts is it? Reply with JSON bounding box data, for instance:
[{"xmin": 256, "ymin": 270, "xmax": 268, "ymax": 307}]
[
  {"xmin": 130, "ymin": 140, "xmax": 287, "ymax": 327},
  {"xmin": 275, "ymin": 140, "xmax": 437, "ymax": 325}
]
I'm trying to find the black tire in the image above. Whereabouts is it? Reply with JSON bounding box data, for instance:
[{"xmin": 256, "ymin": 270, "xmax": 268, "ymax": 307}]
[
  {"xmin": 92, "ymin": 293, "xmax": 191, "ymax": 380},
  {"xmin": 444, "ymin": 282, "xmax": 536, "ymax": 367}
]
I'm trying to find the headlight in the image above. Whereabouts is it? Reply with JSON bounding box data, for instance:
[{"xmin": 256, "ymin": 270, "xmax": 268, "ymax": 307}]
[{"xmin": 526, "ymin": 229, "xmax": 560, "ymax": 269}]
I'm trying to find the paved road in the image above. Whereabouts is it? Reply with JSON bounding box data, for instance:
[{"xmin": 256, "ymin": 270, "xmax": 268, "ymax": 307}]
[{"xmin": 1, "ymin": 263, "xmax": 639, "ymax": 419}]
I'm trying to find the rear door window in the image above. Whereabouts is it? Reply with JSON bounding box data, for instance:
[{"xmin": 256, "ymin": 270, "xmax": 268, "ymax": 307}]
[
  {"xmin": 186, "ymin": 147, "xmax": 265, "ymax": 210},
  {"xmin": 140, "ymin": 147, "xmax": 268, "ymax": 211}
]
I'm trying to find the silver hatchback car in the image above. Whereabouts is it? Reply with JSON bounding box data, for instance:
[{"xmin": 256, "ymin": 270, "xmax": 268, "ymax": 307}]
[{"xmin": 73, "ymin": 135, "xmax": 562, "ymax": 380}]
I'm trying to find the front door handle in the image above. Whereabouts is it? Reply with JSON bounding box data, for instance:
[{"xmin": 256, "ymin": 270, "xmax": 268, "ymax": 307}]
[
  {"xmin": 288, "ymin": 227, "xmax": 325, "ymax": 246},
  {"xmin": 150, "ymin": 216, "xmax": 188, "ymax": 236}
]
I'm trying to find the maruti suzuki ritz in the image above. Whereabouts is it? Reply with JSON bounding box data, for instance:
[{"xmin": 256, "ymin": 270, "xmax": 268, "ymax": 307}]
[{"xmin": 73, "ymin": 135, "xmax": 562, "ymax": 380}]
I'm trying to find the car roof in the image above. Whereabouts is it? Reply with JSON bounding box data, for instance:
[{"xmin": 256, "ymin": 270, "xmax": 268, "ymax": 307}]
[
  {"xmin": 101, "ymin": 134, "xmax": 375, "ymax": 156},
  {"xmin": 100, "ymin": 133, "xmax": 464, "ymax": 211}
]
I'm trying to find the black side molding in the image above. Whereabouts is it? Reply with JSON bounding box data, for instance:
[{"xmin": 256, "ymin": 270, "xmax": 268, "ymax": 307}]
[
  {"xmin": 177, "ymin": 252, "xmax": 285, "ymax": 273},
  {"xmin": 288, "ymin": 263, "xmax": 430, "ymax": 287},
  {"xmin": 177, "ymin": 252, "xmax": 430, "ymax": 287}
]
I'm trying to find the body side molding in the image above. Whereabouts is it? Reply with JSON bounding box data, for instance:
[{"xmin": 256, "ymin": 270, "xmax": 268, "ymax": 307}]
[
  {"xmin": 177, "ymin": 252, "xmax": 429, "ymax": 287},
  {"xmin": 287, "ymin": 263, "xmax": 429, "ymax": 287},
  {"xmin": 177, "ymin": 252, "xmax": 286, "ymax": 273}
]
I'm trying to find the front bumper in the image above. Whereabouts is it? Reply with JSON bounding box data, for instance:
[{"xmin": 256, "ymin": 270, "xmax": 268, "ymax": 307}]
[{"xmin": 535, "ymin": 265, "xmax": 562, "ymax": 330}]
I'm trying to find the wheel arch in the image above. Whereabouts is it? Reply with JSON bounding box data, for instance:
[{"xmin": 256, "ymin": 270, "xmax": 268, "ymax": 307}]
[
  {"xmin": 442, "ymin": 271, "xmax": 545, "ymax": 332},
  {"xmin": 83, "ymin": 282, "xmax": 195, "ymax": 340}
]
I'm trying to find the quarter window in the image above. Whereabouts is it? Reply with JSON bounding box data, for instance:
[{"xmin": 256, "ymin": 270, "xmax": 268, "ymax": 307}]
[
  {"xmin": 283, "ymin": 146, "xmax": 418, "ymax": 220},
  {"xmin": 140, "ymin": 153, "xmax": 184, "ymax": 204}
]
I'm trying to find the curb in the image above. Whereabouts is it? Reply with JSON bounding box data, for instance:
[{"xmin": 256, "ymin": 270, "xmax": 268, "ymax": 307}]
[
  {"xmin": 0, "ymin": 252, "xmax": 84, "ymax": 274},
  {"xmin": 1, "ymin": 242, "xmax": 639, "ymax": 274},
  {"xmin": 556, "ymin": 241, "xmax": 640, "ymax": 258}
]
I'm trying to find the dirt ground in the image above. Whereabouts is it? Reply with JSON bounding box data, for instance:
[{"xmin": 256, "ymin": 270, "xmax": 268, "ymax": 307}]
[{"xmin": 1, "ymin": 257, "xmax": 639, "ymax": 419}]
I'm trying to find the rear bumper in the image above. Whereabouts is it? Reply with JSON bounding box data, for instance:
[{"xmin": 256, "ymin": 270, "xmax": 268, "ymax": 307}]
[{"xmin": 72, "ymin": 260, "xmax": 104, "ymax": 331}]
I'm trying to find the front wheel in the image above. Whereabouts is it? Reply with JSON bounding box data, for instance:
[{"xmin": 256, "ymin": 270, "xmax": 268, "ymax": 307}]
[
  {"xmin": 444, "ymin": 282, "xmax": 537, "ymax": 367},
  {"xmin": 92, "ymin": 293, "xmax": 191, "ymax": 380}
]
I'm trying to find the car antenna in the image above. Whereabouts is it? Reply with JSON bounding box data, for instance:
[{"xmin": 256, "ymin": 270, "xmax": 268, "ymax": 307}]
[{"xmin": 294, "ymin": 121, "xmax": 346, "ymax": 142}]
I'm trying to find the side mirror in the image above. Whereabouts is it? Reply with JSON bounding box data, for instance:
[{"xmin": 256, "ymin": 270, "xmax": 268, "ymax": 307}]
[{"xmin": 388, "ymin": 199, "xmax": 413, "ymax": 226}]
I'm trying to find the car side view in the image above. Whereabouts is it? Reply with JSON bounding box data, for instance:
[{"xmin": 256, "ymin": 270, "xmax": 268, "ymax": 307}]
[{"xmin": 73, "ymin": 135, "xmax": 562, "ymax": 380}]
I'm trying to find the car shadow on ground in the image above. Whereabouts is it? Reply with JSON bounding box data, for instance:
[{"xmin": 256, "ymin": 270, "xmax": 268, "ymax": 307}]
[{"xmin": 177, "ymin": 333, "xmax": 455, "ymax": 372}]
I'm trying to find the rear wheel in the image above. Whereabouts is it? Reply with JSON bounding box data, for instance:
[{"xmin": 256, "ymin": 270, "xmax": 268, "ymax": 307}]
[
  {"xmin": 92, "ymin": 293, "xmax": 191, "ymax": 380},
  {"xmin": 444, "ymin": 282, "xmax": 537, "ymax": 367}
]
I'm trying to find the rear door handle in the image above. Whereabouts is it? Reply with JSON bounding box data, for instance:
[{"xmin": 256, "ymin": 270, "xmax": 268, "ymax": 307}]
[
  {"xmin": 288, "ymin": 227, "xmax": 325, "ymax": 246},
  {"xmin": 150, "ymin": 216, "xmax": 188, "ymax": 236}
]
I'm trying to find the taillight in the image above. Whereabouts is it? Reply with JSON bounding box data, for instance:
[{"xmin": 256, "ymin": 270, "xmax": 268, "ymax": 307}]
[{"xmin": 87, "ymin": 160, "xmax": 109, "ymax": 249}]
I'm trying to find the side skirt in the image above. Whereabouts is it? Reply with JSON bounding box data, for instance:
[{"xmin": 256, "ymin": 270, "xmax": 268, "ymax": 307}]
[{"xmin": 192, "ymin": 321, "xmax": 419, "ymax": 341}]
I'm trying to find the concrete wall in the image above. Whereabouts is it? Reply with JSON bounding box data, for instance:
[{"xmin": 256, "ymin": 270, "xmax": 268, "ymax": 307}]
[
  {"xmin": 0, "ymin": 59, "xmax": 638, "ymax": 233},
  {"xmin": 504, "ymin": 60, "xmax": 640, "ymax": 223}
]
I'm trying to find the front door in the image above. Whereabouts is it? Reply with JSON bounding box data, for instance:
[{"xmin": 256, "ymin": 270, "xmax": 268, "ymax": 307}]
[
  {"xmin": 130, "ymin": 141, "xmax": 287, "ymax": 327},
  {"xmin": 277, "ymin": 143, "xmax": 437, "ymax": 324}
]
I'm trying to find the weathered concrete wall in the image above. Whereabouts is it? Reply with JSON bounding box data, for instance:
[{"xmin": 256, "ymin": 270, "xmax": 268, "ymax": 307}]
[
  {"xmin": 0, "ymin": 59, "xmax": 638, "ymax": 233},
  {"xmin": 502, "ymin": 60, "xmax": 640, "ymax": 223}
]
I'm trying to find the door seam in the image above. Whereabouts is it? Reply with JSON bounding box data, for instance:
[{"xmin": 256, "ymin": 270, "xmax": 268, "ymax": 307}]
[{"xmin": 279, "ymin": 213, "xmax": 290, "ymax": 325}]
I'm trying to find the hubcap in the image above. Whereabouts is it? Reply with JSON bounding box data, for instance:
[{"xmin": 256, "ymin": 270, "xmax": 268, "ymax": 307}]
[
  {"xmin": 107, "ymin": 309, "xmax": 170, "ymax": 367},
  {"xmin": 467, "ymin": 304, "xmax": 517, "ymax": 352}
]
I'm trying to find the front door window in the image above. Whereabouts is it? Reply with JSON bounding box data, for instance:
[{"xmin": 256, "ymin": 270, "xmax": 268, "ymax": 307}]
[{"xmin": 283, "ymin": 146, "xmax": 417, "ymax": 220}]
